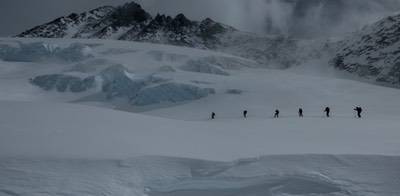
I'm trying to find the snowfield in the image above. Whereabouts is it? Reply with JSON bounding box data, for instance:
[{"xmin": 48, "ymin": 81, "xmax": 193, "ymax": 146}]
[
  {"xmin": 1, "ymin": 101, "xmax": 400, "ymax": 160},
  {"xmin": 0, "ymin": 38, "xmax": 400, "ymax": 195}
]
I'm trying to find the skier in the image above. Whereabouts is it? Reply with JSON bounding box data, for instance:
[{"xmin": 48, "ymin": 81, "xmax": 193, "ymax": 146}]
[
  {"xmin": 324, "ymin": 107, "xmax": 330, "ymax": 118},
  {"xmin": 299, "ymin": 108, "xmax": 304, "ymax": 117},
  {"xmin": 211, "ymin": 112, "xmax": 216, "ymax": 120},
  {"xmin": 243, "ymin": 110, "xmax": 248, "ymax": 118},
  {"xmin": 354, "ymin": 107, "xmax": 363, "ymax": 118},
  {"xmin": 274, "ymin": 110, "xmax": 280, "ymax": 118}
]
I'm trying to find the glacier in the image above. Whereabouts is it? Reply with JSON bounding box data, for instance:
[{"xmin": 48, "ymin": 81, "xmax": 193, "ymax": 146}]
[{"xmin": 0, "ymin": 37, "xmax": 399, "ymax": 196}]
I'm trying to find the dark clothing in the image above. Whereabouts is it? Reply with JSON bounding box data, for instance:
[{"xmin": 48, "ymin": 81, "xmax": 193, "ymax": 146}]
[
  {"xmin": 324, "ymin": 107, "xmax": 330, "ymax": 117},
  {"xmin": 299, "ymin": 108, "xmax": 303, "ymax": 117},
  {"xmin": 274, "ymin": 110, "xmax": 280, "ymax": 118},
  {"xmin": 243, "ymin": 110, "xmax": 248, "ymax": 118},
  {"xmin": 354, "ymin": 107, "xmax": 363, "ymax": 118},
  {"xmin": 211, "ymin": 112, "xmax": 216, "ymax": 119}
]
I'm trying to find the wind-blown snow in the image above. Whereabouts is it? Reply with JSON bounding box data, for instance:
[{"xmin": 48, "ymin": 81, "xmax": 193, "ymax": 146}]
[{"xmin": 0, "ymin": 42, "xmax": 93, "ymax": 62}]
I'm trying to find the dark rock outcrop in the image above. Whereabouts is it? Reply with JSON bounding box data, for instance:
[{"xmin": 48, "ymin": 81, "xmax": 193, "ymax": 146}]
[{"xmin": 331, "ymin": 13, "xmax": 400, "ymax": 86}]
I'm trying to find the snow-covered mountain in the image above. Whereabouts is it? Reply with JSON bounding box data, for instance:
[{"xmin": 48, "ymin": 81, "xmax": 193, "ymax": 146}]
[
  {"xmin": 16, "ymin": 2, "xmax": 333, "ymax": 69},
  {"xmin": 14, "ymin": 1, "xmax": 400, "ymax": 79},
  {"xmin": 331, "ymin": 13, "xmax": 400, "ymax": 87},
  {"xmin": 17, "ymin": 2, "xmax": 234, "ymax": 50},
  {"xmin": 13, "ymin": 1, "xmax": 400, "ymax": 87}
]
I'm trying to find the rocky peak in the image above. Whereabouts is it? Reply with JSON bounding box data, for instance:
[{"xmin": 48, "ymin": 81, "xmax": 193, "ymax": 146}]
[
  {"xmin": 200, "ymin": 18, "xmax": 216, "ymax": 26},
  {"xmin": 199, "ymin": 18, "xmax": 231, "ymax": 38},
  {"xmin": 168, "ymin": 14, "xmax": 195, "ymax": 31},
  {"xmin": 110, "ymin": 2, "xmax": 152, "ymax": 26},
  {"xmin": 152, "ymin": 14, "xmax": 173, "ymax": 26}
]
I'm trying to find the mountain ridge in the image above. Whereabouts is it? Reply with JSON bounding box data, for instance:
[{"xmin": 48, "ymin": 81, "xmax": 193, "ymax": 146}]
[{"xmin": 16, "ymin": 2, "xmax": 235, "ymax": 49}]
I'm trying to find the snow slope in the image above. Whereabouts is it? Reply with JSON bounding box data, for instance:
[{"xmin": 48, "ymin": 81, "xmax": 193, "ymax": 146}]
[
  {"xmin": 1, "ymin": 155, "xmax": 399, "ymax": 196},
  {"xmin": 0, "ymin": 37, "xmax": 400, "ymax": 195}
]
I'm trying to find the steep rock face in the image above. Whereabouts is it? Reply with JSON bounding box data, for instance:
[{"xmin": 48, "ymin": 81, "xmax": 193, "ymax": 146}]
[
  {"xmin": 17, "ymin": 2, "xmax": 152, "ymax": 39},
  {"xmin": 91, "ymin": 2, "xmax": 152, "ymax": 39},
  {"xmin": 331, "ymin": 13, "xmax": 400, "ymax": 86},
  {"xmin": 18, "ymin": 6, "xmax": 116, "ymax": 38},
  {"xmin": 130, "ymin": 14, "xmax": 225, "ymax": 48}
]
